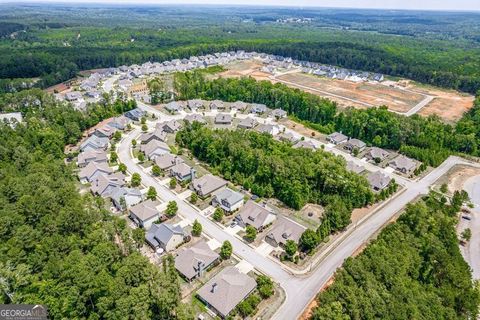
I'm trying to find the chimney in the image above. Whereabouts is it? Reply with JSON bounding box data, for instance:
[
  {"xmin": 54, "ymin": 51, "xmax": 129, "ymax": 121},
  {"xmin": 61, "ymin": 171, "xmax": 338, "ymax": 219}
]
[
  {"xmin": 190, "ymin": 168, "xmax": 196, "ymax": 180},
  {"xmin": 211, "ymin": 283, "xmax": 217, "ymax": 293}
]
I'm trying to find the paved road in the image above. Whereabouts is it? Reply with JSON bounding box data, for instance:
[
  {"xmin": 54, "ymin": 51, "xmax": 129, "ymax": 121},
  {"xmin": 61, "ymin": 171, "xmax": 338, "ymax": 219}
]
[
  {"xmin": 460, "ymin": 176, "xmax": 480, "ymax": 280},
  {"xmin": 120, "ymin": 105, "xmax": 478, "ymax": 320}
]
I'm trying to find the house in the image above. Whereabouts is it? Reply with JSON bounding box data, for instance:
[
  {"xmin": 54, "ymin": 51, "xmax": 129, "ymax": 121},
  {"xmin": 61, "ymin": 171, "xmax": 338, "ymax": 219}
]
[
  {"xmin": 175, "ymin": 240, "xmax": 220, "ymax": 281},
  {"xmin": 78, "ymin": 162, "xmax": 112, "ymax": 184},
  {"xmin": 215, "ymin": 113, "xmax": 232, "ymax": 125},
  {"xmin": 236, "ymin": 200, "xmax": 276, "ymax": 231},
  {"xmin": 0, "ymin": 112, "xmax": 23, "ymax": 127},
  {"xmin": 111, "ymin": 187, "xmax": 143, "ymax": 210},
  {"xmin": 276, "ymin": 132, "xmax": 298, "ymax": 143},
  {"xmin": 165, "ymin": 101, "xmax": 183, "ymax": 113},
  {"xmin": 256, "ymin": 124, "xmax": 280, "ymax": 136},
  {"xmin": 90, "ymin": 172, "xmax": 125, "ymax": 197},
  {"xmin": 367, "ymin": 171, "xmax": 392, "ymax": 191},
  {"xmin": 197, "ymin": 266, "xmax": 256, "ymax": 318},
  {"xmin": 389, "ymin": 155, "xmax": 417, "ymax": 174},
  {"xmin": 271, "ymin": 108, "xmax": 287, "ymax": 119},
  {"xmin": 192, "ymin": 174, "xmax": 228, "ymax": 197},
  {"xmin": 365, "ymin": 147, "xmax": 390, "ymax": 162},
  {"xmin": 155, "ymin": 153, "xmax": 184, "ymax": 171},
  {"xmin": 65, "ymin": 91, "xmax": 82, "ymax": 102},
  {"xmin": 344, "ymin": 138, "xmax": 366, "ymax": 153},
  {"xmin": 250, "ymin": 103, "xmax": 267, "ymax": 114},
  {"xmin": 188, "ymin": 99, "xmax": 204, "ymax": 111},
  {"xmin": 145, "ymin": 223, "xmax": 185, "ymax": 252},
  {"xmin": 80, "ymin": 135, "xmax": 109, "ymax": 152},
  {"xmin": 129, "ymin": 199, "xmax": 162, "ymax": 229},
  {"xmin": 237, "ymin": 117, "xmax": 257, "ymax": 129},
  {"xmin": 212, "ymin": 188, "xmax": 244, "ymax": 212},
  {"xmin": 170, "ymin": 163, "xmax": 195, "ymax": 182},
  {"xmin": 157, "ymin": 120, "xmax": 182, "ymax": 133},
  {"xmin": 265, "ymin": 216, "xmax": 306, "ymax": 247},
  {"xmin": 108, "ymin": 115, "xmax": 131, "ymax": 130},
  {"xmin": 184, "ymin": 114, "xmax": 206, "ymax": 124},
  {"xmin": 292, "ymin": 140, "xmax": 317, "ymax": 150},
  {"xmin": 93, "ymin": 125, "xmax": 117, "ymax": 139},
  {"xmin": 326, "ymin": 132, "xmax": 348, "ymax": 145},
  {"xmin": 139, "ymin": 128, "xmax": 168, "ymax": 144},
  {"xmin": 232, "ymin": 101, "xmax": 247, "ymax": 111},
  {"xmin": 125, "ymin": 108, "xmax": 146, "ymax": 121},
  {"xmin": 77, "ymin": 149, "xmax": 107, "ymax": 167},
  {"xmin": 209, "ymin": 100, "xmax": 224, "ymax": 110},
  {"xmin": 346, "ymin": 161, "xmax": 364, "ymax": 174},
  {"xmin": 140, "ymin": 140, "xmax": 170, "ymax": 160}
]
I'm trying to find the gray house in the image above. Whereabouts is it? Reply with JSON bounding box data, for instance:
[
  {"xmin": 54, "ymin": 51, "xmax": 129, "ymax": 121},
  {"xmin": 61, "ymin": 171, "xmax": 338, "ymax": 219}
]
[
  {"xmin": 326, "ymin": 132, "xmax": 348, "ymax": 145},
  {"xmin": 292, "ymin": 140, "xmax": 317, "ymax": 150},
  {"xmin": 365, "ymin": 147, "xmax": 390, "ymax": 162},
  {"xmin": 165, "ymin": 101, "xmax": 183, "ymax": 113},
  {"xmin": 78, "ymin": 162, "xmax": 112, "ymax": 184},
  {"xmin": 215, "ymin": 113, "xmax": 232, "ymax": 125},
  {"xmin": 77, "ymin": 149, "xmax": 107, "ymax": 168},
  {"xmin": 212, "ymin": 187, "xmax": 244, "ymax": 212},
  {"xmin": 90, "ymin": 173, "xmax": 125, "ymax": 197},
  {"xmin": 139, "ymin": 128, "xmax": 168, "ymax": 144},
  {"xmin": 140, "ymin": 140, "xmax": 170, "ymax": 160},
  {"xmin": 157, "ymin": 120, "xmax": 182, "ymax": 133},
  {"xmin": 145, "ymin": 223, "xmax": 185, "ymax": 252},
  {"xmin": 344, "ymin": 138, "xmax": 366, "ymax": 153},
  {"xmin": 155, "ymin": 153, "xmax": 184, "ymax": 171},
  {"xmin": 170, "ymin": 163, "xmax": 195, "ymax": 182},
  {"xmin": 236, "ymin": 200, "xmax": 276, "ymax": 231},
  {"xmin": 265, "ymin": 216, "xmax": 306, "ymax": 247},
  {"xmin": 197, "ymin": 266, "xmax": 256, "ymax": 318},
  {"xmin": 175, "ymin": 240, "xmax": 219, "ymax": 281},
  {"xmin": 389, "ymin": 156, "xmax": 417, "ymax": 174},
  {"xmin": 129, "ymin": 199, "xmax": 162, "ymax": 229},
  {"xmin": 192, "ymin": 174, "xmax": 228, "ymax": 198},
  {"xmin": 111, "ymin": 187, "xmax": 143, "ymax": 210},
  {"xmin": 367, "ymin": 171, "xmax": 392, "ymax": 191},
  {"xmin": 237, "ymin": 117, "xmax": 257, "ymax": 129},
  {"xmin": 271, "ymin": 108, "xmax": 287, "ymax": 119},
  {"xmin": 250, "ymin": 103, "xmax": 267, "ymax": 114},
  {"xmin": 188, "ymin": 99, "xmax": 204, "ymax": 111},
  {"xmin": 80, "ymin": 135, "xmax": 109, "ymax": 152},
  {"xmin": 184, "ymin": 114, "xmax": 206, "ymax": 124}
]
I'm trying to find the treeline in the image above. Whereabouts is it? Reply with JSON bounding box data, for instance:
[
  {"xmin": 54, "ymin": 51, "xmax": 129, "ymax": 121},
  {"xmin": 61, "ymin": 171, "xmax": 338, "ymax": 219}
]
[
  {"xmin": 175, "ymin": 74, "xmax": 480, "ymax": 167},
  {"xmin": 176, "ymin": 124, "xmax": 374, "ymax": 211},
  {"xmin": 0, "ymin": 90, "xmax": 192, "ymax": 319},
  {"xmin": 311, "ymin": 191, "xmax": 479, "ymax": 320}
]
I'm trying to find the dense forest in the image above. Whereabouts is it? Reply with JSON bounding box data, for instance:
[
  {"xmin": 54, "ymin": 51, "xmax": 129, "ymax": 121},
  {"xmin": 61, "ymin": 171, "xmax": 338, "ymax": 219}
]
[
  {"xmin": 0, "ymin": 5, "xmax": 479, "ymax": 93},
  {"xmin": 312, "ymin": 191, "xmax": 479, "ymax": 320},
  {"xmin": 175, "ymin": 73, "xmax": 480, "ymax": 167},
  {"xmin": 0, "ymin": 90, "xmax": 191, "ymax": 319},
  {"xmin": 176, "ymin": 124, "xmax": 373, "ymax": 235}
]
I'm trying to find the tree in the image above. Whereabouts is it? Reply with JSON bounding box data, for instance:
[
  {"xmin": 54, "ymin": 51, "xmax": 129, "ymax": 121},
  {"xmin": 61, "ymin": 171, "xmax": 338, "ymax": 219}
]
[
  {"xmin": 192, "ymin": 219, "xmax": 202, "ymax": 236},
  {"xmin": 284, "ymin": 240, "xmax": 298, "ymax": 258},
  {"xmin": 190, "ymin": 192, "xmax": 198, "ymax": 204},
  {"xmin": 138, "ymin": 152, "xmax": 145, "ymax": 162},
  {"xmin": 110, "ymin": 151, "xmax": 118, "ymax": 163},
  {"xmin": 118, "ymin": 163, "xmax": 127, "ymax": 174},
  {"xmin": 141, "ymin": 116, "xmax": 147, "ymax": 124},
  {"xmin": 169, "ymin": 178, "xmax": 177, "ymax": 189},
  {"xmin": 113, "ymin": 130, "xmax": 122, "ymax": 142},
  {"xmin": 131, "ymin": 172, "xmax": 141, "ymax": 187},
  {"xmin": 141, "ymin": 124, "xmax": 148, "ymax": 132},
  {"xmin": 245, "ymin": 225, "xmax": 257, "ymax": 242},
  {"xmin": 220, "ymin": 240, "xmax": 232, "ymax": 259},
  {"xmin": 299, "ymin": 229, "xmax": 319, "ymax": 253},
  {"xmin": 147, "ymin": 186, "xmax": 157, "ymax": 200},
  {"xmin": 462, "ymin": 228, "xmax": 472, "ymax": 242},
  {"xmin": 151, "ymin": 165, "xmax": 161, "ymax": 176},
  {"xmin": 166, "ymin": 201, "xmax": 178, "ymax": 217},
  {"xmin": 213, "ymin": 208, "xmax": 224, "ymax": 222},
  {"xmin": 440, "ymin": 183, "xmax": 448, "ymax": 193},
  {"xmin": 132, "ymin": 228, "xmax": 145, "ymax": 248},
  {"xmin": 132, "ymin": 139, "xmax": 137, "ymax": 147},
  {"xmin": 256, "ymin": 275, "xmax": 274, "ymax": 299}
]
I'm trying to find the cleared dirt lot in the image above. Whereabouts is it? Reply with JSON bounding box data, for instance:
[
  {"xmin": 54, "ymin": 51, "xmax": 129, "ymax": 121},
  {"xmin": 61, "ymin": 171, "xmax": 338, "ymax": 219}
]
[
  {"xmin": 277, "ymin": 72, "xmax": 426, "ymax": 113},
  {"xmin": 219, "ymin": 60, "xmax": 474, "ymax": 122}
]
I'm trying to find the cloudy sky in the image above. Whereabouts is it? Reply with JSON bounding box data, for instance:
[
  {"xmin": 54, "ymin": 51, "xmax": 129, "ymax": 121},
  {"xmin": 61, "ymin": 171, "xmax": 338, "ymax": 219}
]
[{"xmin": 6, "ymin": 0, "xmax": 480, "ymax": 11}]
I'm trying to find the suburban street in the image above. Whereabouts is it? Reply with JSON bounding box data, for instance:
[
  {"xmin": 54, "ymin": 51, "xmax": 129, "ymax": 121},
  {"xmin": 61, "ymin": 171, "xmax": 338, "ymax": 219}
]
[{"xmin": 118, "ymin": 105, "xmax": 480, "ymax": 320}]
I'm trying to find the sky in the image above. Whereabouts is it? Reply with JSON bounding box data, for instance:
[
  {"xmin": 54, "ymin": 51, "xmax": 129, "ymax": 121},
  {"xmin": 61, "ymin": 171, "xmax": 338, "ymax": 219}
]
[{"xmin": 4, "ymin": 0, "xmax": 480, "ymax": 11}]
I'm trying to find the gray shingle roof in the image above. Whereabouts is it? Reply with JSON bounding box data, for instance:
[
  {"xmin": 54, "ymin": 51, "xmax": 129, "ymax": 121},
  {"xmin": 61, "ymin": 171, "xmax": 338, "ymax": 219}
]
[
  {"xmin": 197, "ymin": 266, "xmax": 256, "ymax": 318},
  {"xmin": 146, "ymin": 223, "xmax": 185, "ymax": 248},
  {"xmin": 175, "ymin": 240, "xmax": 219, "ymax": 280},
  {"xmin": 155, "ymin": 153, "xmax": 184, "ymax": 170},
  {"xmin": 129, "ymin": 199, "xmax": 161, "ymax": 222},
  {"xmin": 192, "ymin": 174, "xmax": 227, "ymax": 197},
  {"xmin": 266, "ymin": 216, "xmax": 306, "ymax": 246},
  {"xmin": 213, "ymin": 188, "xmax": 244, "ymax": 207}
]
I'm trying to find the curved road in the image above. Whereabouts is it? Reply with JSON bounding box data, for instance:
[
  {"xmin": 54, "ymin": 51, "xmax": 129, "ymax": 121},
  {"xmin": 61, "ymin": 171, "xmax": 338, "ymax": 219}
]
[{"xmin": 119, "ymin": 105, "xmax": 479, "ymax": 320}]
